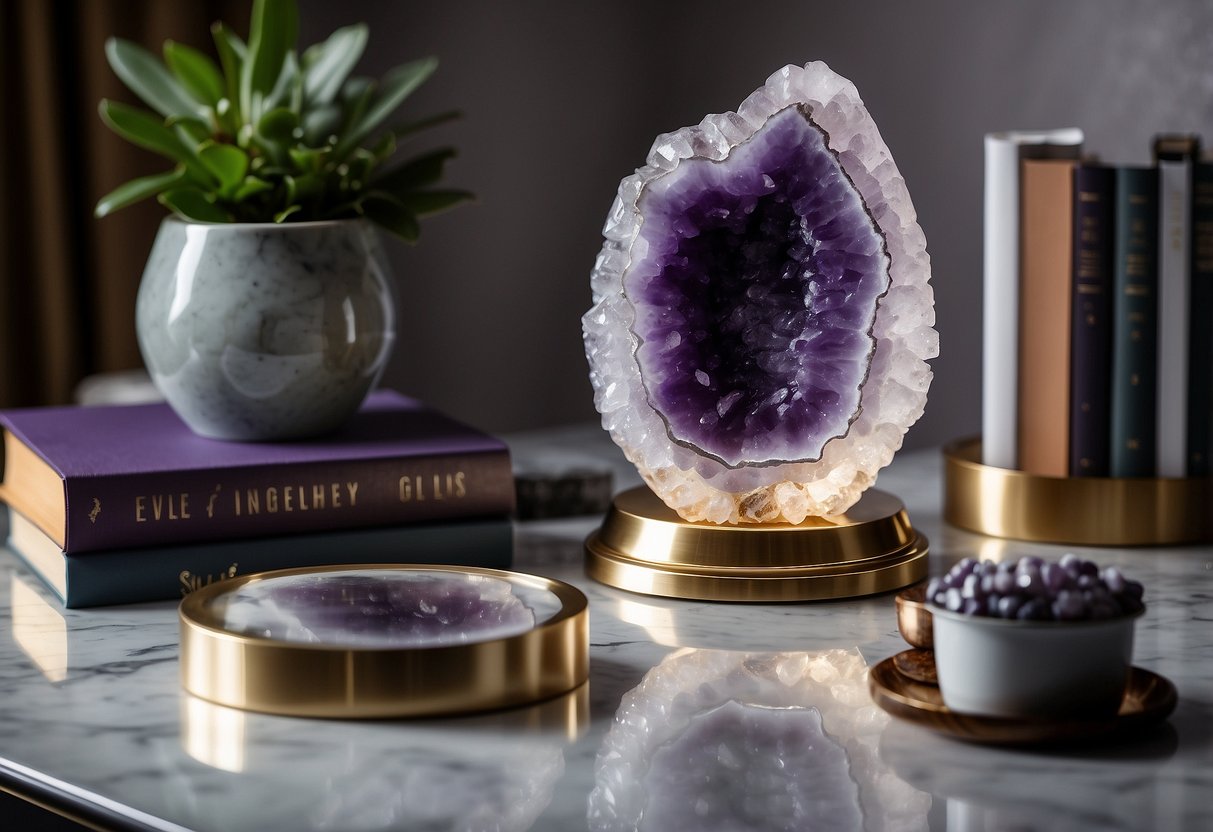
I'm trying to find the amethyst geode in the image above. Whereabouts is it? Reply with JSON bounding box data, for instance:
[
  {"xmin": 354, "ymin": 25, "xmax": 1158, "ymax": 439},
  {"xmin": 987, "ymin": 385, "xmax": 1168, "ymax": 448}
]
[{"xmin": 583, "ymin": 63, "xmax": 937, "ymax": 523}]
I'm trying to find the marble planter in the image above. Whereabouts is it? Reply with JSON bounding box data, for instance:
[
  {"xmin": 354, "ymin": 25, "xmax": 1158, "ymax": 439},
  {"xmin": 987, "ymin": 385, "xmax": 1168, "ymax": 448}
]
[{"xmin": 136, "ymin": 218, "xmax": 396, "ymax": 441}]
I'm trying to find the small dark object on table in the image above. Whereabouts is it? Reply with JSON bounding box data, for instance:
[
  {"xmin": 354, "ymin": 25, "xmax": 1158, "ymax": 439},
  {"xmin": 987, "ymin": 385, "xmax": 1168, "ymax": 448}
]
[{"xmin": 514, "ymin": 468, "xmax": 614, "ymax": 520}]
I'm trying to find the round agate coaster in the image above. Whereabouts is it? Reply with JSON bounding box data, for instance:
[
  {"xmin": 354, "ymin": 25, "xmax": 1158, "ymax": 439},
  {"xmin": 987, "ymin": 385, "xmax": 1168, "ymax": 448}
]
[
  {"xmin": 179, "ymin": 565, "xmax": 588, "ymax": 718},
  {"xmin": 218, "ymin": 569, "xmax": 563, "ymax": 649},
  {"xmin": 583, "ymin": 62, "xmax": 937, "ymax": 524}
]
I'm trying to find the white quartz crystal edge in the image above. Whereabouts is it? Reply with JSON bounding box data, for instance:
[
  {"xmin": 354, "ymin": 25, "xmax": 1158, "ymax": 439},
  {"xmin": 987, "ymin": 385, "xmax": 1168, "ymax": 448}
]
[
  {"xmin": 583, "ymin": 62, "xmax": 938, "ymax": 522},
  {"xmin": 586, "ymin": 649, "xmax": 931, "ymax": 831}
]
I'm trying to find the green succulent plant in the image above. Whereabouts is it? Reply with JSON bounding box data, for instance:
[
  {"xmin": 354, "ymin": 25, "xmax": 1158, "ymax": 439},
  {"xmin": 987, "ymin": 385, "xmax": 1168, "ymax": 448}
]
[{"xmin": 94, "ymin": 0, "xmax": 470, "ymax": 242}]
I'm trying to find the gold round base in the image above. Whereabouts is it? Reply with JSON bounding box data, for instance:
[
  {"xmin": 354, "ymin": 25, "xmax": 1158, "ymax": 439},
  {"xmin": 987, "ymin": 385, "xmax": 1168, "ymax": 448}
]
[
  {"xmin": 944, "ymin": 437, "xmax": 1213, "ymax": 546},
  {"xmin": 180, "ymin": 565, "xmax": 589, "ymax": 718},
  {"xmin": 585, "ymin": 486, "xmax": 929, "ymax": 602}
]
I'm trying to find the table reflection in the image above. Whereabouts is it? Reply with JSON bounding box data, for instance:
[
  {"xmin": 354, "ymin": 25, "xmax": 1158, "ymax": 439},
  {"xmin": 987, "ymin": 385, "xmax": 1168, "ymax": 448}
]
[
  {"xmin": 879, "ymin": 718, "xmax": 1181, "ymax": 832},
  {"xmin": 603, "ymin": 591, "xmax": 888, "ymax": 651},
  {"xmin": 10, "ymin": 572, "xmax": 68, "ymax": 682},
  {"xmin": 177, "ymin": 685, "xmax": 588, "ymax": 832},
  {"xmin": 589, "ymin": 648, "xmax": 930, "ymax": 830}
]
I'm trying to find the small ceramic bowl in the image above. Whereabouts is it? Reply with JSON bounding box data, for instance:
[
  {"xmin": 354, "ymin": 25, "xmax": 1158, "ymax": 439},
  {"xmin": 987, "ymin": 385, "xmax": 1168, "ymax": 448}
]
[{"xmin": 930, "ymin": 605, "xmax": 1143, "ymax": 718}]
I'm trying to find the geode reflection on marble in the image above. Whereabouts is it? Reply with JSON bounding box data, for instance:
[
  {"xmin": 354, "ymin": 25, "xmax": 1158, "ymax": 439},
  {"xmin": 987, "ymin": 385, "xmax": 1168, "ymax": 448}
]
[
  {"xmin": 219, "ymin": 570, "xmax": 548, "ymax": 649},
  {"xmin": 587, "ymin": 649, "xmax": 931, "ymax": 832},
  {"xmin": 584, "ymin": 63, "xmax": 937, "ymax": 523},
  {"xmin": 642, "ymin": 701, "xmax": 862, "ymax": 830}
]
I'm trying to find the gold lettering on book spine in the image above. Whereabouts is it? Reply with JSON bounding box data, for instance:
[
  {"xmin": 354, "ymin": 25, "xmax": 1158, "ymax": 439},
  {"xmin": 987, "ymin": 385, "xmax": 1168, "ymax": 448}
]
[
  {"xmin": 180, "ymin": 563, "xmax": 239, "ymax": 596},
  {"xmin": 128, "ymin": 479, "xmax": 377, "ymax": 524},
  {"xmin": 232, "ymin": 482, "xmax": 360, "ymax": 516},
  {"xmin": 135, "ymin": 493, "xmax": 190, "ymax": 522},
  {"xmin": 398, "ymin": 471, "xmax": 466, "ymax": 503}
]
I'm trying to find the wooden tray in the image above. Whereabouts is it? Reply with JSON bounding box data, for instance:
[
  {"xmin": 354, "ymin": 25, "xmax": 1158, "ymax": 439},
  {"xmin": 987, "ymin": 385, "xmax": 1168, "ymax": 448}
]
[{"xmin": 869, "ymin": 651, "xmax": 1177, "ymax": 745}]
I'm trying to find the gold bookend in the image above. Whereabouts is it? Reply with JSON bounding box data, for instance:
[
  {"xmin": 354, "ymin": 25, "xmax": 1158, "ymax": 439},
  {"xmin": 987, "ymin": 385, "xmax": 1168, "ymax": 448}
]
[
  {"xmin": 943, "ymin": 437, "xmax": 1213, "ymax": 546},
  {"xmin": 585, "ymin": 486, "xmax": 928, "ymax": 602}
]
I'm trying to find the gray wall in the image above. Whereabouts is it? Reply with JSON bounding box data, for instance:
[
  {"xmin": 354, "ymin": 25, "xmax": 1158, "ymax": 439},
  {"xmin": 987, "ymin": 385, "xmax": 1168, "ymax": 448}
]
[{"xmin": 300, "ymin": 0, "xmax": 1213, "ymax": 447}]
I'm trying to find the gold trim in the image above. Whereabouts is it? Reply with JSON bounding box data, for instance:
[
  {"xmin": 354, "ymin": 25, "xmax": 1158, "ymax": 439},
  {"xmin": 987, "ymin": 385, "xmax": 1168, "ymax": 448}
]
[
  {"xmin": 0, "ymin": 784, "xmax": 112, "ymax": 832},
  {"xmin": 180, "ymin": 564, "xmax": 589, "ymax": 718},
  {"xmin": 943, "ymin": 437, "xmax": 1213, "ymax": 546},
  {"xmin": 585, "ymin": 486, "xmax": 928, "ymax": 602}
]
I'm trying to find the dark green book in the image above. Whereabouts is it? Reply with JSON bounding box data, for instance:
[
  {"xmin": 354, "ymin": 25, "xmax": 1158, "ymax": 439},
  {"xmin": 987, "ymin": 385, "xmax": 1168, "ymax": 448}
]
[
  {"xmin": 1110, "ymin": 167, "xmax": 1160, "ymax": 477},
  {"xmin": 1189, "ymin": 163, "xmax": 1213, "ymax": 476},
  {"xmin": 1069, "ymin": 164, "xmax": 1115, "ymax": 476},
  {"xmin": 5, "ymin": 507, "xmax": 513, "ymax": 608}
]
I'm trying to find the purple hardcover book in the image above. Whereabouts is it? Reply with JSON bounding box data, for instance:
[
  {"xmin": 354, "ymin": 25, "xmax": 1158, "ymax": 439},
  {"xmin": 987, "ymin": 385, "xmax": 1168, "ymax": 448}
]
[{"xmin": 0, "ymin": 390, "xmax": 514, "ymax": 553}]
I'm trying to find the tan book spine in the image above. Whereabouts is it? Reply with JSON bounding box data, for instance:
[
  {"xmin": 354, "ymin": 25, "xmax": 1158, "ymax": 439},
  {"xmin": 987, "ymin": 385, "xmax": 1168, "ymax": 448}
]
[{"xmin": 1018, "ymin": 159, "xmax": 1077, "ymax": 477}]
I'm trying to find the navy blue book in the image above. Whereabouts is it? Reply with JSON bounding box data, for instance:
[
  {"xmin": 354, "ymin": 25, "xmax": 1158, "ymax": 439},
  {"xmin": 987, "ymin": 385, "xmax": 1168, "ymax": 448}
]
[
  {"xmin": 5, "ymin": 507, "xmax": 512, "ymax": 608},
  {"xmin": 1069, "ymin": 164, "xmax": 1115, "ymax": 476}
]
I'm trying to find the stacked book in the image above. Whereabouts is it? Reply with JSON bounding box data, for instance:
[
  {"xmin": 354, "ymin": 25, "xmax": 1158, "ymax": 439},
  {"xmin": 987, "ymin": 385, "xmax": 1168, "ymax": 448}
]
[
  {"xmin": 0, "ymin": 390, "xmax": 516, "ymax": 607},
  {"xmin": 984, "ymin": 131, "xmax": 1212, "ymax": 479}
]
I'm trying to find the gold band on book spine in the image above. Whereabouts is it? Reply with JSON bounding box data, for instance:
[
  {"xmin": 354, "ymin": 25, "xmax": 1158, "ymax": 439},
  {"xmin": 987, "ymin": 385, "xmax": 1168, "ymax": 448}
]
[
  {"xmin": 585, "ymin": 486, "xmax": 928, "ymax": 602},
  {"xmin": 180, "ymin": 565, "xmax": 588, "ymax": 718},
  {"xmin": 943, "ymin": 437, "xmax": 1213, "ymax": 546}
]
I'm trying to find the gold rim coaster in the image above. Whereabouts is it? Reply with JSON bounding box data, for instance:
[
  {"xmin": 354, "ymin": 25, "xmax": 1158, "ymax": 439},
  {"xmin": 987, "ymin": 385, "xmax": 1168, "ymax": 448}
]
[
  {"xmin": 585, "ymin": 486, "xmax": 928, "ymax": 602},
  {"xmin": 944, "ymin": 437, "xmax": 1213, "ymax": 546},
  {"xmin": 180, "ymin": 564, "xmax": 589, "ymax": 718}
]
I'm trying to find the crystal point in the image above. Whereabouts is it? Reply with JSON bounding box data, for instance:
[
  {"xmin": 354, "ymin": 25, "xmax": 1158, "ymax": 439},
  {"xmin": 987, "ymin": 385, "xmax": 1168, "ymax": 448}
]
[{"xmin": 583, "ymin": 62, "xmax": 936, "ymax": 522}]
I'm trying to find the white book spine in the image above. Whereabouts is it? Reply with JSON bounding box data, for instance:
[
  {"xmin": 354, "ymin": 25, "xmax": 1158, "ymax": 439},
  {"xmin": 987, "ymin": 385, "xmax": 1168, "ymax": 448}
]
[
  {"xmin": 1157, "ymin": 160, "xmax": 1190, "ymax": 477},
  {"xmin": 982, "ymin": 137, "xmax": 1021, "ymax": 470},
  {"xmin": 982, "ymin": 130, "xmax": 1083, "ymax": 470}
]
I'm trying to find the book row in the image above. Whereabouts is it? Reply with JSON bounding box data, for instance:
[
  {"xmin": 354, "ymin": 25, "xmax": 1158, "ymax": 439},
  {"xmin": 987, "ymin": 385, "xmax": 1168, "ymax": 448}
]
[{"xmin": 984, "ymin": 130, "xmax": 1212, "ymax": 478}]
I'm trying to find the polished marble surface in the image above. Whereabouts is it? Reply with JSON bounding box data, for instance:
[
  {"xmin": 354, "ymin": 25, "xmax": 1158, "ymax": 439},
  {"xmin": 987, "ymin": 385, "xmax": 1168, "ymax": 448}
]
[{"xmin": 0, "ymin": 434, "xmax": 1210, "ymax": 831}]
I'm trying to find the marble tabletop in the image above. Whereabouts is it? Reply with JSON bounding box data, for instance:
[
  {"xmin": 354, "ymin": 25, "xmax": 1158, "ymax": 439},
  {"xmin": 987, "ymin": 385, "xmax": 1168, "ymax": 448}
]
[{"xmin": 0, "ymin": 430, "xmax": 1210, "ymax": 832}]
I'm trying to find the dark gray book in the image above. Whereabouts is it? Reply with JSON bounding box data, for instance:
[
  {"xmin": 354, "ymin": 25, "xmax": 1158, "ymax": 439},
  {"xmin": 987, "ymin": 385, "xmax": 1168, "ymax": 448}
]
[
  {"xmin": 1109, "ymin": 166, "xmax": 1159, "ymax": 477},
  {"xmin": 6, "ymin": 507, "xmax": 512, "ymax": 608},
  {"xmin": 1188, "ymin": 162, "xmax": 1213, "ymax": 476}
]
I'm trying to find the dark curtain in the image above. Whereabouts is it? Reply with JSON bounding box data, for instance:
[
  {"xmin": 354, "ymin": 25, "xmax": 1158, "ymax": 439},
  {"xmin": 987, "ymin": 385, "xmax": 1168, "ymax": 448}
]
[{"xmin": 0, "ymin": 0, "xmax": 244, "ymax": 407}]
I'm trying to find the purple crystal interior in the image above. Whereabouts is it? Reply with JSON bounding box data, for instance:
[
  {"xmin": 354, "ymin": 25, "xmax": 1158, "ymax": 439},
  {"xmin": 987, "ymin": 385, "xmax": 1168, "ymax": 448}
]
[
  {"xmin": 626, "ymin": 106, "xmax": 890, "ymax": 467},
  {"xmin": 218, "ymin": 570, "xmax": 556, "ymax": 649}
]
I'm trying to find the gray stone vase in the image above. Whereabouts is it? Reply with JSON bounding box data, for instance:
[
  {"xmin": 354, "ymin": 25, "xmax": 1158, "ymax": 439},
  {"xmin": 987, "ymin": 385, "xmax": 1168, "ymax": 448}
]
[{"xmin": 136, "ymin": 218, "xmax": 396, "ymax": 441}]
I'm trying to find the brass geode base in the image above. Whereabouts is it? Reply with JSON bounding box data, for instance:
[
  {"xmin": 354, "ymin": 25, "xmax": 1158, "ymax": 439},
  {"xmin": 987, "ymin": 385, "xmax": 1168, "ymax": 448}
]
[
  {"xmin": 944, "ymin": 437, "xmax": 1213, "ymax": 546},
  {"xmin": 585, "ymin": 486, "xmax": 928, "ymax": 602}
]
